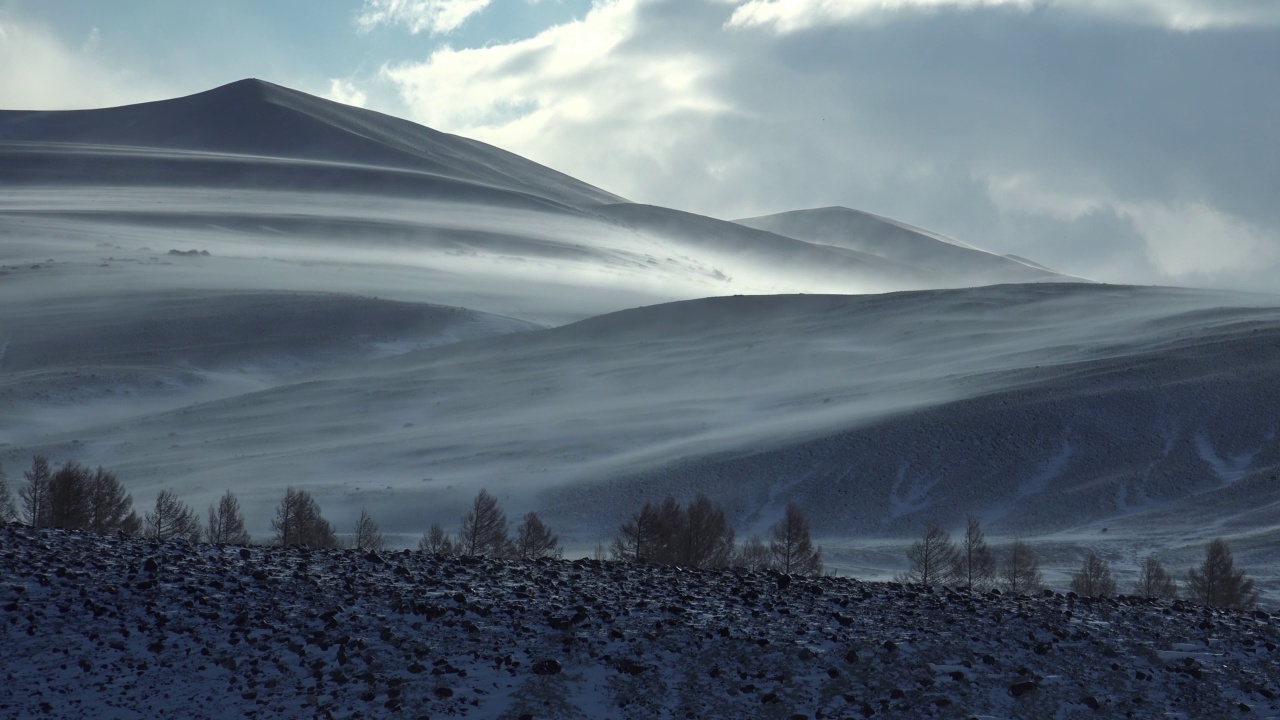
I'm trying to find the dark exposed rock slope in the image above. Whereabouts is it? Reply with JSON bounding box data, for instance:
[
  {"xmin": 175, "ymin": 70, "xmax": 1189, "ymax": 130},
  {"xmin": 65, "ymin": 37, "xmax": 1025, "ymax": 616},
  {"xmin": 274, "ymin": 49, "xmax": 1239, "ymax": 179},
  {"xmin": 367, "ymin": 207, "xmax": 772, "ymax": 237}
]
[{"xmin": 2, "ymin": 525, "xmax": 1277, "ymax": 718}]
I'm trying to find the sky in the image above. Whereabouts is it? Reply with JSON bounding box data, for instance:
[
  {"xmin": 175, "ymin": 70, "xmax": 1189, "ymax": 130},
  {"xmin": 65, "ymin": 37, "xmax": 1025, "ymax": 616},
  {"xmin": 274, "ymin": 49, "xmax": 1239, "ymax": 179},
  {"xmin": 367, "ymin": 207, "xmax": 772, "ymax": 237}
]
[{"xmin": 2, "ymin": 0, "xmax": 1279, "ymax": 289}]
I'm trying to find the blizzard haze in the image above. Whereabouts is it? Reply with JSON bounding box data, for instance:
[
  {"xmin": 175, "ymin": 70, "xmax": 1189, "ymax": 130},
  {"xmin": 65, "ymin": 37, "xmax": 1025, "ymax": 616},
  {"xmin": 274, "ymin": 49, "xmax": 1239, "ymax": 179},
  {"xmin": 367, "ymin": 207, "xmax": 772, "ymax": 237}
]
[{"xmin": 2, "ymin": 78, "xmax": 1279, "ymax": 603}]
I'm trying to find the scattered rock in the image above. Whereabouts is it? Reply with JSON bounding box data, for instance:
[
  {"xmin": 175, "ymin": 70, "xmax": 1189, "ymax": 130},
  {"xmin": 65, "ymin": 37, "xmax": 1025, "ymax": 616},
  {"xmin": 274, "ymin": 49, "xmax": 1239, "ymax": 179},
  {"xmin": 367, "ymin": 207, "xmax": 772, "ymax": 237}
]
[
  {"xmin": 531, "ymin": 659, "xmax": 562, "ymax": 676},
  {"xmin": 1009, "ymin": 681, "xmax": 1038, "ymax": 697}
]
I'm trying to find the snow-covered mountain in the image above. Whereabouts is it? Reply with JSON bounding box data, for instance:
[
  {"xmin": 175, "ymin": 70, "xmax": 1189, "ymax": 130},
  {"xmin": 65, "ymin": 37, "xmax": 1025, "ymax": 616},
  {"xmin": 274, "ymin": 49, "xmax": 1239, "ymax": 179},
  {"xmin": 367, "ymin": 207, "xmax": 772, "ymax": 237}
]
[
  {"xmin": 0, "ymin": 78, "xmax": 622, "ymax": 209},
  {"xmin": 3, "ymin": 524, "xmax": 1277, "ymax": 720},
  {"xmin": 0, "ymin": 79, "xmax": 1074, "ymax": 326},
  {"xmin": 736, "ymin": 206, "xmax": 1071, "ymax": 285},
  {"xmin": 2, "ymin": 80, "xmax": 1279, "ymax": 598}
]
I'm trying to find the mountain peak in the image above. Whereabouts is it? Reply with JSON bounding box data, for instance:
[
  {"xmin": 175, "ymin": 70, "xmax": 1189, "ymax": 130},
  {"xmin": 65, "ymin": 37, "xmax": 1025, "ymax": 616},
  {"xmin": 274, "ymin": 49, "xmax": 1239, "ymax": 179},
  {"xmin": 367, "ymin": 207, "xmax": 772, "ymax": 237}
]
[
  {"xmin": 196, "ymin": 77, "xmax": 282, "ymax": 100},
  {"xmin": 0, "ymin": 79, "xmax": 624, "ymax": 208}
]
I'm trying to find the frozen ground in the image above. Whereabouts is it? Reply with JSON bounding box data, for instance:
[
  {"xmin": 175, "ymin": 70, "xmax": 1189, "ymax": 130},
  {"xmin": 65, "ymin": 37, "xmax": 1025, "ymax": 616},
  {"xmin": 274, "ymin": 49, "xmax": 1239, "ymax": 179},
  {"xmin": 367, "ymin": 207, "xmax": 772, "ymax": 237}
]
[
  {"xmin": 2, "ymin": 79, "xmax": 1279, "ymax": 602},
  {"xmin": 3, "ymin": 524, "xmax": 1279, "ymax": 720}
]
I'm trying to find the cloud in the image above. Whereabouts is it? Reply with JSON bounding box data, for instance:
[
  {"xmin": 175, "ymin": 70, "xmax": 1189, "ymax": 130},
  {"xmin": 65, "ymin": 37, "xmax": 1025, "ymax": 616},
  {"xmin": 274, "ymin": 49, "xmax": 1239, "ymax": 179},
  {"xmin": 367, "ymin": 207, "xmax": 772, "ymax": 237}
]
[
  {"xmin": 981, "ymin": 176, "xmax": 1274, "ymax": 284},
  {"xmin": 726, "ymin": 0, "xmax": 1280, "ymax": 33},
  {"xmin": 358, "ymin": 0, "xmax": 493, "ymax": 35},
  {"xmin": 0, "ymin": 14, "xmax": 165, "ymax": 110},
  {"xmin": 324, "ymin": 78, "xmax": 369, "ymax": 108},
  {"xmin": 381, "ymin": 0, "xmax": 731, "ymax": 177},
  {"xmin": 371, "ymin": 0, "xmax": 1280, "ymax": 291},
  {"xmin": 1122, "ymin": 202, "xmax": 1276, "ymax": 280},
  {"xmin": 728, "ymin": 0, "xmax": 1032, "ymax": 33}
]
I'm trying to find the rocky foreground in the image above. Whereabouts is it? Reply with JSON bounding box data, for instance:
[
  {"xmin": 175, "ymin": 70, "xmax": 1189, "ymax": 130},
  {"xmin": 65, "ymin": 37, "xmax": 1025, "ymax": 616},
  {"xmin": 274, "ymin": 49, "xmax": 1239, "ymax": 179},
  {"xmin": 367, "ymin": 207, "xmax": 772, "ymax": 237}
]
[{"xmin": 1, "ymin": 524, "xmax": 1278, "ymax": 719}]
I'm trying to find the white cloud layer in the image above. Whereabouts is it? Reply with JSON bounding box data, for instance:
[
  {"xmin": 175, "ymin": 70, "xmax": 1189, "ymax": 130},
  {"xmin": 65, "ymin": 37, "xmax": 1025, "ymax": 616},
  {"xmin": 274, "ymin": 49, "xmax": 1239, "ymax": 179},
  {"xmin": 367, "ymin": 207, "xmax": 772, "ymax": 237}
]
[
  {"xmin": 373, "ymin": 0, "xmax": 1280, "ymax": 291},
  {"xmin": 984, "ymin": 175, "xmax": 1276, "ymax": 281},
  {"xmin": 357, "ymin": 0, "xmax": 493, "ymax": 35},
  {"xmin": 0, "ymin": 15, "xmax": 165, "ymax": 110},
  {"xmin": 381, "ymin": 0, "xmax": 730, "ymax": 175},
  {"xmin": 1123, "ymin": 202, "xmax": 1276, "ymax": 279},
  {"xmin": 324, "ymin": 78, "xmax": 369, "ymax": 108},
  {"xmin": 727, "ymin": 0, "xmax": 1280, "ymax": 32},
  {"xmin": 729, "ymin": 0, "xmax": 1031, "ymax": 32}
]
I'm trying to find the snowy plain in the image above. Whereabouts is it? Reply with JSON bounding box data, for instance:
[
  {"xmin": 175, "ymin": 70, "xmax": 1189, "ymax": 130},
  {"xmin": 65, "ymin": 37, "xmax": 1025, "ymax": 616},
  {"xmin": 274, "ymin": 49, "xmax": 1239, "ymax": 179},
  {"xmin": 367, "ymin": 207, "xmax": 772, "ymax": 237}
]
[{"xmin": 1, "ymin": 79, "xmax": 1278, "ymax": 601}]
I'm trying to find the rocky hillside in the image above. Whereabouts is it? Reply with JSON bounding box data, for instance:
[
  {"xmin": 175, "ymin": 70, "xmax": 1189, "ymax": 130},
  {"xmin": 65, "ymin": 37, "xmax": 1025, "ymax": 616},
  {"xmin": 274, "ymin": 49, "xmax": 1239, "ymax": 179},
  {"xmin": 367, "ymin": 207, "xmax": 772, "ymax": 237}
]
[{"xmin": 2, "ymin": 524, "xmax": 1277, "ymax": 719}]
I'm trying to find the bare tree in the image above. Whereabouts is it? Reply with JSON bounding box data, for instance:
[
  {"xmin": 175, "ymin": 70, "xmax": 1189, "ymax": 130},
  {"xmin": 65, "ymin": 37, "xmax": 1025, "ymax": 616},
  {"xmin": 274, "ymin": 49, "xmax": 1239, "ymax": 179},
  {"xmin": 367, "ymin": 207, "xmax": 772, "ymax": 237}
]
[
  {"xmin": 612, "ymin": 494, "xmax": 740, "ymax": 568},
  {"xmin": 514, "ymin": 511, "xmax": 561, "ymax": 560},
  {"xmin": 734, "ymin": 535, "xmax": 774, "ymax": 572},
  {"xmin": 145, "ymin": 489, "xmax": 202, "ymax": 542},
  {"xmin": 899, "ymin": 524, "xmax": 959, "ymax": 586},
  {"xmin": 458, "ymin": 489, "xmax": 510, "ymax": 557},
  {"xmin": 417, "ymin": 523, "xmax": 455, "ymax": 555},
  {"xmin": 770, "ymin": 503, "xmax": 823, "ymax": 576},
  {"xmin": 957, "ymin": 515, "xmax": 997, "ymax": 591},
  {"xmin": 19, "ymin": 455, "xmax": 52, "ymax": 527},
  {"xmin": 353, "ymin": 508, "xmax": 388, "ymax": 552},
  {"xmin": 206, "ymin": 491, "xmax": 251, "ymax": 545},
  {"xmin": 611, "ymin": 500, "xmax": 666, "ymax": 562},
  {"xmin": 1133, "ymin": 555, "xmax": 1178, "ymax": 600},
  {"xmin": 1186, "ymin": 538, "xmax": 1258, "ymax": 609},
  {"xmin": 649, "ymin": 495, "xmax": 685, "ymax": 565},
  {"xmin": 592, "ymin": 542, "xmax": 608, "ymax": 561},
  {"xmin": 1001, "ymin": 540, "xmax": 1044, "ymax": 595},
  {"xmin": 270, "ymin": 487, "xmax": 339, "ymax": 548},
  {"xmin": 1069, "ymin": 551, "xmax": 1116, "ymax": 597},
  {"xmin": 47, "ymin": 461, "xmax": 92, "ymax": 530},
  {"xmin": 86, "ymin": 467, "xmax": 137, "ymax": 535},
  {"xmin": 0, "ymin": 465, "xmax": 16, "ymax": 523},
  {"xmin": 12, "ymin": 459, "xmax": 136, "ymax": 536},
  {"xmin": 675, "ymin": 493, "xmax": 736, "ymax": 568}
]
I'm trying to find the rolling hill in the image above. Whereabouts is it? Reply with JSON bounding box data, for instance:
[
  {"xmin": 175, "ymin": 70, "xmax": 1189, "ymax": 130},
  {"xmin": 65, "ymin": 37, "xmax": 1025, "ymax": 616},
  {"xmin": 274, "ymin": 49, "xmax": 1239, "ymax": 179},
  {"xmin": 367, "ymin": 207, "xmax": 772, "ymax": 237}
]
[
  {"xmin": 2, "ymin": 80, "xmax": 1278, "ymax": 598},
  {"xmin": 11, "ymin": 285, "xmax": 1280, "ymax": 585}
]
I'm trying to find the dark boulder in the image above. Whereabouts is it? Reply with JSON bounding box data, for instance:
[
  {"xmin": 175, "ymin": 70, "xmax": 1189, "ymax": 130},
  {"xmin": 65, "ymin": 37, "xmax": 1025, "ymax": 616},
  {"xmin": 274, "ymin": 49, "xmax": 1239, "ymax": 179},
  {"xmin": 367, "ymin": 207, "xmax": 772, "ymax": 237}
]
[{"xmin": 532, "ymin": 659, "xmax": 562, "ymax": 676}]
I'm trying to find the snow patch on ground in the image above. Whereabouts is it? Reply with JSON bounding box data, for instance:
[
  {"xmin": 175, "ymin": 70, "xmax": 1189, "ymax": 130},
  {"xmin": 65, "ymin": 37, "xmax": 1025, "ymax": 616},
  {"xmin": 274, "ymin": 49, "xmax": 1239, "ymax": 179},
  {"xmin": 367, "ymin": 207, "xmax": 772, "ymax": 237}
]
[{"xmin": 1196, "ymin": 432, "xmax": 1269, "ymax": 488}]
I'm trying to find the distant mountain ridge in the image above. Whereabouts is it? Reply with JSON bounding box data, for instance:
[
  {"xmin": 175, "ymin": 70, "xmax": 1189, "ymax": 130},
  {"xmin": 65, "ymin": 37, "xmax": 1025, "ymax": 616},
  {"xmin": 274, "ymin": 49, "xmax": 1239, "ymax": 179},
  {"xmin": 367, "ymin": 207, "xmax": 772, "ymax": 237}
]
[
  {"xmin": 0, "ymin": 78, "xmax": 623, "ymax": 208},
  {"xmin": 0, "ymin": 78, "xmax": 1073, "ymax": 289},
  {"xmin": 736, "ymin": 206, "xmax": 1072, "ymax": 284}
]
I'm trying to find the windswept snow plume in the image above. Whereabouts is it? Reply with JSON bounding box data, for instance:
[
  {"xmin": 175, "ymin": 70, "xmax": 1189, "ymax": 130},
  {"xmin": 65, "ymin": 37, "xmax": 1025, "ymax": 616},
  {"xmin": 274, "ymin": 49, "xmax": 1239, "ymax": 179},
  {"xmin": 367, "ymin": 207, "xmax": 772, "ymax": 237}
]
[{"xmin": 3, "ymin": 80, "xmax": 1280, "ymax": 602}]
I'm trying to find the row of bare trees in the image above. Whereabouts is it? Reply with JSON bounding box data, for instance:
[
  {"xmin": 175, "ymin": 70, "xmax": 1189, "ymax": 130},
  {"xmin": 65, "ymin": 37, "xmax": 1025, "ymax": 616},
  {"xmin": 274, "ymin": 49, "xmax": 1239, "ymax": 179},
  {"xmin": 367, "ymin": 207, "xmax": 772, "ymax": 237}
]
[
  {"xmin": 2, "ymin": 457, "xmax": 142, "ymax": 535},
  {"xmin": 1067, "ymin": 541, "xmax": 1257, "ymax": 609},
  {"xmin": 606, "ymin": 495, "xmax": 823, "ymax": 576},
  {"xmin": 899, "ymin": 518, "xmax": 1045, "ymax": 594},
  {"xmin": 0, "ymin": 457, "xmax": 1262, "ymax": 606},
  {"xmin": 0, "ymin": 458, "xmax": 558, "ymax": 556},
  {"xmin": 900, "ymin": 517, "xmax": 1259, "ymax": 609},
  {"xmin": 0, "ymin": 457, "xmax": 330, "ymax": 548},
  {"xmin": 415, "ymin": 489, "xmax": 563, "ymax": 561}
]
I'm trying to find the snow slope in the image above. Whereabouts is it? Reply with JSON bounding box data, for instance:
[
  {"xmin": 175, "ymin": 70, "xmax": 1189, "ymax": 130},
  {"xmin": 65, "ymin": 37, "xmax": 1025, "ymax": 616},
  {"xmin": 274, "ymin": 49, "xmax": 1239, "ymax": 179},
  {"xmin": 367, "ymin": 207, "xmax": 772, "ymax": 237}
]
[
  {"xmin": 0, "ymin": 288, "xmax": 538, "ymax": 446},
  {"xmin": 0, "ymin": 78, "xmax": 622, "ymax": 209},
  {"xmin": 736, "ymin": 206, "xmax": 1070, "ymax": 285},
  {"xmin": 0, "ymin": 80, "xmax": 1076, "ymax": 333},
  {"xmin": 12, "ymin": 284, "xmax": 1280, "ymax": 575},
  {"xmin": 3, "ymin": 525, "xmax": 1278, "ymax": 720}
]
